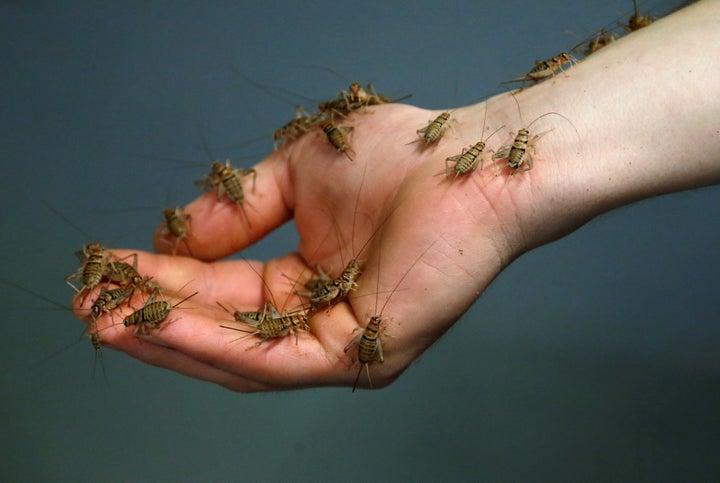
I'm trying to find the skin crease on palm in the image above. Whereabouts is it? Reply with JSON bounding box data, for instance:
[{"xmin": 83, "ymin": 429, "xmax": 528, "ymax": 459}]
[{"xmin": 71, "ymin": 0, "xmax": 720, "ymax": 392}]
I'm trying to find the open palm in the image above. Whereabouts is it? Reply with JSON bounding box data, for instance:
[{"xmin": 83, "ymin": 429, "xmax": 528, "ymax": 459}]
[{"xmin": 75, "ymin": 100, "xmax": 530, "ymax": 392}]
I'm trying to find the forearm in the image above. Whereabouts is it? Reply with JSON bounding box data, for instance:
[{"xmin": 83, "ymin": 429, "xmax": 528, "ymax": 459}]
[
  {"xmin": 463, "ymin": 0, "xmax": 720, "ymax": 252},
  {"xmin": 563, "ymin": 0, "xmax": 720, "ymax": 206}
]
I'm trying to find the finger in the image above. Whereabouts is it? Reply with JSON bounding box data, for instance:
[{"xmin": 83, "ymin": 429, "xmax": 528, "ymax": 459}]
[
  {"xmin": 94, "ymin": 291, "xmax": 398, "ymax": 392},
  {"xmin": 154, "ymin": 151, "xmax": 294, "ymax": 261},
  {"xmin": 92, "ymin": 289, "xmax": 349, "ymax": 390},
  {"xmin": 69, "ymin": 249, "xmax": 269, "ymax": 326},
  {"xmin": 80, "ymin": 268, "xmax": 274, "ymax": 392},
  {"xmin": 67, "ymin": 249, "xmax": 345, "ymax": 388}
]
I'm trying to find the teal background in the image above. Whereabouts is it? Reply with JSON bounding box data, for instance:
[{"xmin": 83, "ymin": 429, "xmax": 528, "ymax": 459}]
[{"xmin": 2, "ymin": 1, "xmax": 718, "ymax": 481}]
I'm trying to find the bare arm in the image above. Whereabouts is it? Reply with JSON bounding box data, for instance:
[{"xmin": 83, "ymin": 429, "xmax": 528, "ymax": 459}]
[
  {"xmin": 483, "ymin": 0, "xmax": 720, "ymax": 247},
  {"xmin": 74, "ymin": 0, "xmax": 720, "ymax": 392}
]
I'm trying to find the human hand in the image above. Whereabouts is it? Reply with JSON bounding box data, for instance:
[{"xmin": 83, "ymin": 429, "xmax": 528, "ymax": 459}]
[
  {"xmin": 72, "ymin": 0, "xmax": 720, "ymax": 391},
  {"xmin": 74, "ymin": 97, "xmax": 546, "ymax": 392}
]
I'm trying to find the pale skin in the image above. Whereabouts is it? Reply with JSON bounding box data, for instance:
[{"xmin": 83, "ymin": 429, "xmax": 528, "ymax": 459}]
[{"xmin": 72, "ymin": 0, "xmax": 720, "ymax": 392}]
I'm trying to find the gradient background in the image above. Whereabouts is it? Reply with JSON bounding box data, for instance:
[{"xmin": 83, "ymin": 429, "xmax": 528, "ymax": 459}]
[{"xmin": 2, "ymin": 1, "xmax": 719, "ymax": 481}]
